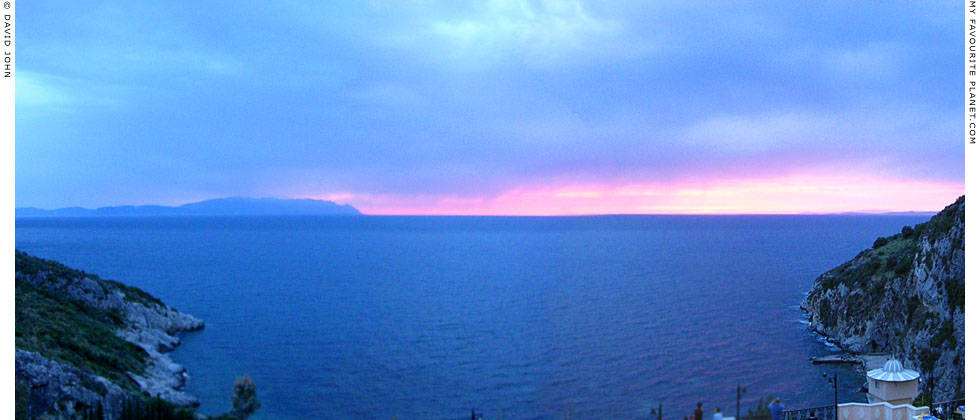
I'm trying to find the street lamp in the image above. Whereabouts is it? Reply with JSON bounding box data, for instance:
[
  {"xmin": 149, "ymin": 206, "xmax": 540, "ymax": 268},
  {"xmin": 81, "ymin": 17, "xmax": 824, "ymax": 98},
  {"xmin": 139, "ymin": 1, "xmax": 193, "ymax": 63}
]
[
  {"xmin": 823, "ymin": 372, "xmax": 838, "ymax": 420},
  {"xmin": 737, "ymin": 384, "xmax": 747, "ymax": 420},
  {"xmin": 651, "ymin": 403, "xmax": 663, "ymax": 420}
]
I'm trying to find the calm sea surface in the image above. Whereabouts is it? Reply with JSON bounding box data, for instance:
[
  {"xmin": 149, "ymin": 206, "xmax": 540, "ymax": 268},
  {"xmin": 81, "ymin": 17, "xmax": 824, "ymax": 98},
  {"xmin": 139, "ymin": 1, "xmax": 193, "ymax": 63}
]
[{"xmin": 15, "ymin": 215, "xmax": 930, "ymax": 420}]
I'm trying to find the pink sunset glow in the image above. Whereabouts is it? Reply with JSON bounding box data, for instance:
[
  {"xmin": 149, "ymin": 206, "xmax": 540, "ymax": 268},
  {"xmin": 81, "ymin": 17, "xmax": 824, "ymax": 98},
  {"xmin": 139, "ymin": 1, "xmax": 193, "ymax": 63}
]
[{"xmin": 313, "ymin": 175, "xmax": 965, "ymax": 216}]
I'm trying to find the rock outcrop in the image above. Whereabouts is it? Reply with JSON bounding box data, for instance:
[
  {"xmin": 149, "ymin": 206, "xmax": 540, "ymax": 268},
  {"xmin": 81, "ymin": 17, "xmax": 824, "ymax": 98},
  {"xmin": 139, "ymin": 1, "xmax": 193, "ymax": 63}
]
[
  {"xmin": 16, "ymin": 349, "xmax": 129, "ymax": 420},
  {"xmin": 802, "ymin": 196, "xmax": 965, "ymax": 401},
  {"xmin": 15, "ymin": 251, "xmax": 204, "ymax": 418}
]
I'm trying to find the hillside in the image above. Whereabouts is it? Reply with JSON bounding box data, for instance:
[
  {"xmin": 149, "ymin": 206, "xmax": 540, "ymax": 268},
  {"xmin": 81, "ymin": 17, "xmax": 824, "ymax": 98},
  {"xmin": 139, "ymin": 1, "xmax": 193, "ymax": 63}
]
[
  {"xmin": 802, "ymin": 196, "xmax": 965, "ymax": 400},
  {"xmin": 15, "ymin": 251, "xmax": 205, "ymax": 419}
]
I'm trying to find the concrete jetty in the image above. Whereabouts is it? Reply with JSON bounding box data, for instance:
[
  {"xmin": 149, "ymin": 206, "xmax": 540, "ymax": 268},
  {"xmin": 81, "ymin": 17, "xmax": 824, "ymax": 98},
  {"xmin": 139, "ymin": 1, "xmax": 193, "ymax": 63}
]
[{"xmin": 810, "ymin": 353, "xmax": 892, "ymax": 370}]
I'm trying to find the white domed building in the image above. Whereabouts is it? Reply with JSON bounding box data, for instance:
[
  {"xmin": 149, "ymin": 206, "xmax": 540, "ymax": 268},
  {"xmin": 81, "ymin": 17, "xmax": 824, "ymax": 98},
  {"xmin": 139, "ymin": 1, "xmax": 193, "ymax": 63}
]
[
  {"xmin": 838, "ymin": 359, "xmax": 930, "ymax": 420},
  {"xmin": 866, "ymin": 359, "xmax": 921, "ymax": 405}
]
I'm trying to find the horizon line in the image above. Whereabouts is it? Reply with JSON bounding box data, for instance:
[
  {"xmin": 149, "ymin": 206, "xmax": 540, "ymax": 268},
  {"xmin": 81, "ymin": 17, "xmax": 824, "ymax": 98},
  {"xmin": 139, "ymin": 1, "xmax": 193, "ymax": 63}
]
[
  {"xmin": 16, "ymin": 209, "xmax": 941, "ymax": 217},
  {"xmin": 15, "ymin": 194, "xmax": 955, "ymax": 217}
]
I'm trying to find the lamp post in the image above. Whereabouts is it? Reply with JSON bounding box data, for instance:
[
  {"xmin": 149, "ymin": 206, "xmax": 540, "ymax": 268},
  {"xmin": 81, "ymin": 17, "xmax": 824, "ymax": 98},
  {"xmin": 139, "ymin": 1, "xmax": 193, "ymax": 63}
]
[
  {"xmin": 737, "ymin": 384, "xmax": 747, "ymax": 420},
  {"xmin": 823, "ymin": 372, "xmax": 838, "ymax": 420},
  {"xmin": 652, "ymin": 403, "xmax": 663, "ymax": 420},
  {"xmin": 928, "ymin": 374, "xmax": 934, "ymax": 410}
]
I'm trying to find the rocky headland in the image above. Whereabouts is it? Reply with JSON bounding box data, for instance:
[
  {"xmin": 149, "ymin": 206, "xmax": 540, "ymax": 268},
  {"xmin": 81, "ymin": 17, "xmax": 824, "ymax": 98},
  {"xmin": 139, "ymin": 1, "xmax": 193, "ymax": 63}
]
[
  {"xmin": 802, "ymin": 196, "xmax": 965, "ymax": 401},
  {"xmin": 15, "ymin": 251, "xmax": 204, "ymax": 419}
]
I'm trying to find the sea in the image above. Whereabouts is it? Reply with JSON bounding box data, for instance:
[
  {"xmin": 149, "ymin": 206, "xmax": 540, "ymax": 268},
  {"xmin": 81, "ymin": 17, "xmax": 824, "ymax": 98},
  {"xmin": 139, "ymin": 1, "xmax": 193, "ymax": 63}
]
[{"xmin": 14, "ymin": 214, "xmax": 931, "ymax": 420}]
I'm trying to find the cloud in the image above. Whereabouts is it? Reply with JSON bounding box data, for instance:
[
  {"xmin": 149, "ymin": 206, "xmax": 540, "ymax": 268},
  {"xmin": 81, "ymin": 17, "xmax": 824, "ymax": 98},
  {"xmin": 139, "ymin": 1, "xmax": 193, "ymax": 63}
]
[
  {"xmin": 14, "ymin": 0, "xmax": 964, "ymax": 212},
  {"xmin": 684, "ymin": 112, "xmax": 834, "ymax": 152},
  {"xmin": 681, "ymin": 105, "xmax": 961, "ymax": 179},
  {"xmin": 324, "ymin": 174, "xmax": 964, "ymax": 215},
  {"xmin": 16, "ymin": 71, "xmax": 131, "ymax": 111},
  {"xmin": 119, "ymin": 49, "xmax": 245, "ymax": 78},
  {"xmin": 349, "ymin": 84, "xmax": 422, "ymax": 108},
  {"xmin": 427, "ymin": 0, "xmax": 626, "ymax": 66},
  {"xmin": 821, "ymin": 42, "xmax": 906, "ymax": 78},
  {"xmin": 16, "ymin": 72, "xmax": 74, "ymax": 108}
]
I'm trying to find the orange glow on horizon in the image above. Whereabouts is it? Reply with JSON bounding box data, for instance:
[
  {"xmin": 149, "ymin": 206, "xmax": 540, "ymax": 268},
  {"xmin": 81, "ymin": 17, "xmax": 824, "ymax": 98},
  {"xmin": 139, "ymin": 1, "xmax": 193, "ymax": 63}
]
[{"xmin": 309, "ymin": 175, "xmax": 964, "ymax": 216}]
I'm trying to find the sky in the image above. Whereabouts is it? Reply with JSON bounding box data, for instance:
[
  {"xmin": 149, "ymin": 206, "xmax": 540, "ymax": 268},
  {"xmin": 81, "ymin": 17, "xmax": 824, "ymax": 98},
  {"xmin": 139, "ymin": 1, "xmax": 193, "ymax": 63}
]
[{"xmin": 15, "ymin": 1, "xmax": 965, "ymax": 215}]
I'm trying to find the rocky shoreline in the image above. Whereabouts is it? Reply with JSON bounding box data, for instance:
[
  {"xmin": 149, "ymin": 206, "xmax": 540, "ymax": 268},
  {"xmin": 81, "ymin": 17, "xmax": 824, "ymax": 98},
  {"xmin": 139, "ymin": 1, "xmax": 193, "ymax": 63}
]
[
  {"xmin": 114, "ymin": 293, "xmax": 204, "ymax": 406},
  {"xmin": 801, "ymin": 197, "xmax": 965, "ymax": 401},
  {"xmin": 15, "ymin": 251, "xmax": 205, "ymax": 418}
]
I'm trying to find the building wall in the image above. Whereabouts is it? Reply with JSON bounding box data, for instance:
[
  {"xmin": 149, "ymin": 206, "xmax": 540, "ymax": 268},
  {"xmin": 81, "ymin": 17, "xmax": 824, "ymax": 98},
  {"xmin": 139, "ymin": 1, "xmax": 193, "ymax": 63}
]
[
  {"xmin": 838, "ymin": 402, "xmax": 929, "ymax": 420},
  {"xmin": 868, "ymin": 380, "xmax": 918, "ymax": 404},
  {"xmin": 886, "ymin": 382, "xmax": 919, "ymax": 403}
]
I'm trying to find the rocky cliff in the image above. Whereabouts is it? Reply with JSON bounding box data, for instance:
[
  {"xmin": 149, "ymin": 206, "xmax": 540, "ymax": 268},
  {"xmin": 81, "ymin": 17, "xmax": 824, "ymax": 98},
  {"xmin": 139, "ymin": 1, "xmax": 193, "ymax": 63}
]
[
  {"xmin": 15, "ymin": 251, "xmax": 204, "ymax": 419},
  {"xmin": 802, "ymin": 196, "xmax": 965, "ymax": 401}
]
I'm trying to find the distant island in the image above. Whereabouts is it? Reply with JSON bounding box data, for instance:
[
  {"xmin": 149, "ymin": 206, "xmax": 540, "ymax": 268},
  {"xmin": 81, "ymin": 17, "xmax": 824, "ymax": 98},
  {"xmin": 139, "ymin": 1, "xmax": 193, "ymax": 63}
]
[
  {"xmin": 798, "ymin": 210, "xmax": 940, "ymax": 216},
  {"xmin": 16, "ymin": 197, "xmax": 362, "ymax": 217}
]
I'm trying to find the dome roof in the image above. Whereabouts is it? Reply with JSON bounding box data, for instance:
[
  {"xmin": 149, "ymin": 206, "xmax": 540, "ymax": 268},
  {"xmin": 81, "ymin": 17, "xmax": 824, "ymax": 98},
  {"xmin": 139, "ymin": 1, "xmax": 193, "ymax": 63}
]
[{"xmin": 867, "ymin": 359, "xmax": 920, "ymax": 382}]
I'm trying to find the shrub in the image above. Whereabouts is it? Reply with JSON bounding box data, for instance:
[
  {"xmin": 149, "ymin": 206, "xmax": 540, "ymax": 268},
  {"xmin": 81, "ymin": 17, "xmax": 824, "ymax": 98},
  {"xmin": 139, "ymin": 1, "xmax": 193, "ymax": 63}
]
[
  {"xmin": 819, "ymin": 300, "xmax": 837, "ymax": 328},
  {"xmin": 902, "ymin": 226, "xmax": 914, "ymax": 238},
  {"xmin": 873, "ymin": 237, "xmax": 889, "ymax": 249},
  {"xmin": 747, "ymin": 396, "xmax": 777, "ymax": 419},
  {"xmin": 894, "ymin": 256, "xmax": 913, "ymax": 276},
  {"xmin": 912, "ymin": 392, "xmax": 931, "ymax": 408},
  {"xmin": 951, "ymin": 236, "xmax": 963, "ymax": 251},
  {"xmin": 920, "ymin": 349, "xmax": 940, "ymax": 372},
  {"xmin": 863, "ymin": 258, "xmax": 882, "ymax": 277},
  {"xmin": 118, "ymin": 396, "xmax": 198, "ymax": 420},
  {"xmin": 946, "ymin": 280, "xmax": 965, "ymax": 312},
  {"xmin": 231, "ymin": 375, "xmax": 261, "ymax": 419},
  {"xmin": 933, "ymin": 321, "xmax": 954, "ymax": 347},
  {"xmin": 884, "ymin": 256, "xmax": 897, "ymax": 271}
]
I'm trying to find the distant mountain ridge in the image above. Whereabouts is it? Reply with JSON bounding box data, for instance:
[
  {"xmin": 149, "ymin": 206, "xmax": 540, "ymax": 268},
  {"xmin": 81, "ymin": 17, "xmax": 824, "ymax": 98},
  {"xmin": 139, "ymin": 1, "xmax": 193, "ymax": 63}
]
[
  {"xmin": 17, "ymin": 197, "xmax": 362, "ymax": 217},
  {"xmin": 798, "ymin": 210, "xmax": 939, "ymax": 216},
  {"xmin": 835, "ymin": 211, "xmax": 939, "ymax": 216}
]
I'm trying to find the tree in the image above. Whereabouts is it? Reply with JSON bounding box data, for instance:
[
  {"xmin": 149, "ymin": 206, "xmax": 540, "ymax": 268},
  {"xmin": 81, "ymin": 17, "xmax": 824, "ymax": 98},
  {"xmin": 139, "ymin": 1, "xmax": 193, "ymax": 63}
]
[
  {"xmin": 747, "ymin": 396, "xmax": 776, "ymax": 419},
  {"xmin": 230, "ymin": 374, "xmax": 261, "ymax": 420},
  {"xmin": 873, "ymin": 237, "xmax": 889, "ymax": 248}
]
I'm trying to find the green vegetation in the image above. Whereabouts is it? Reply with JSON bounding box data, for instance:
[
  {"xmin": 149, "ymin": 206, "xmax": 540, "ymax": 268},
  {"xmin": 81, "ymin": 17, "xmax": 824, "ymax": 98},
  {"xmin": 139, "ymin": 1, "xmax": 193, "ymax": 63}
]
[
  {"xmin": 15, "ymin": 250, "xmax": 89, "ymax": 279},
  {"xmin": 913, "ymin": 196, "xmax": 964, "ymax": 243},
  {"xmin": 15, "ymin": 378, "xmax": 28, "ymax": 419},
  {"xmin": 919, "ymin": 348, "xmax": 940, "ymax": 372},
  {"xmin": 116, "ymin": 396, "xmax": 198, "ymax": 420},
  {"xmin": 31, "ymin": 377, "xmax": 256, "ymax": 420},
  {"xmin": 946, "ymin": 279, "xmax": 965, "ymax": 312},
  {"xmin": 16, "ymin": 250, "xmax": 263, "ymax": 419},
  {"xmin": 806, "ymin": 196, "xmax": 965, "ymax": 401},
  {"xmin": 902, "ymin": 226, "xmax": 914, "ymax": 238},
  {"xmin": 818, "ymin": 299, "xmax": 836, "ymax": 328},
  {"xmin": 15, "ymin": 277, "xmax": 148, "ymax": 389},
  {"xmin": 15, "ymin": 250, "xmax": 164, "ymax": 307},
  {"xmin": 930, "ymin": 320, "xmax": 955, "ymax": 348},
  {"xmin": 912, "ymin": 393, "xmax": 932, "ymax": 409},
  {"xmin": 928, "ymin": 207, "xmax": 958, "ymax": 241},
  {"xmin": 745, "ymin": 395, "xmax": 777, "ymax": 420},
  {"xmin": 874, "ymin": 235, "xmax": 914, "ymax": 258},
  {"xmin": 231, "ymin": 374, "xmax": 261, "ymax": 419},
  {"xmin": 893, "ymin": 255, "xmax": 913, "ymax": 276},
  {"xmin": 951, "ymin": 237, "xmax": 963, "ymax": 253},
  {"xmin": 814, "ymin": 195, "xmax": 966, "ymax": 292}
]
